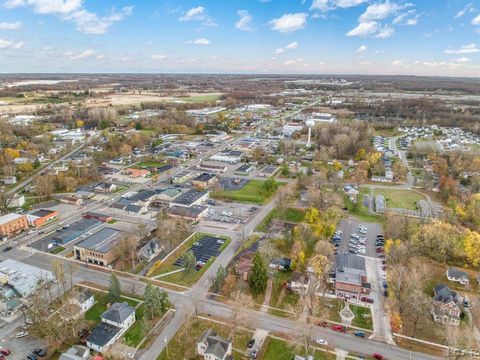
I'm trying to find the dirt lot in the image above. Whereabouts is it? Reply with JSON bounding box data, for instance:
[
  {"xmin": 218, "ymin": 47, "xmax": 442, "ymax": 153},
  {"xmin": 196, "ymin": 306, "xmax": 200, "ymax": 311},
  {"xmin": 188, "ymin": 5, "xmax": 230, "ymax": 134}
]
[{"xmin": 85, "ymin": 92, "xmax": 223, "ymax": 107}]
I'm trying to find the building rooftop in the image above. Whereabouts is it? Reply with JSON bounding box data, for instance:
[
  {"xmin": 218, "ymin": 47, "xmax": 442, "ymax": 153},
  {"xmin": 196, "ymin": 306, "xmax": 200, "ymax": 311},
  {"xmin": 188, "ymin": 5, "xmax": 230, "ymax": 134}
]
[
  {"xmin": 75, "ymin": 228, "xmax": 123, "ymax": 254},
  {"xmin": 0, "ymin": 213, "xmax": 24, "ymax": 226},
  {"xmin": 29, "ymin": 209, "xmax": 57, "ymax": 218},
  {"xmin": 102, "ymin": 301, "xmax": 135, "ymax": 324},
  {"xmin": 128, "ymin": 190, "xmax": 157, "ymax": 202},
  {"xmin": 172, "ymin": 189, "xmax": 208, "ymax": 206},
  {"xmin": 167, "ymin": 205, "xmax": 207, "ymax": 219},
  {"xmin": 193, "ymin": 172, "xmax": 216, "ymax": 182},
  {"xmin": 0, "ymin": 259, "xmax": 55, "ymax": 297},
  {"xmin": 86, "ymin": 322, "xmax": 121, "ymax": 348}
]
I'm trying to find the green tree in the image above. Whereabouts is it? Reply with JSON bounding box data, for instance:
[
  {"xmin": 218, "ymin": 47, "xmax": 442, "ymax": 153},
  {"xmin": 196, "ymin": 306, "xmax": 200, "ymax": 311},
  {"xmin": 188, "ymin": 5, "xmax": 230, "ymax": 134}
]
[
  {"xmin": 249, "ymin": 253, "xmax": 268, "ymax": 296},
  {"xmin": 108, "ymin": 273, "xmax": 121, "ymax": 303},
  {"xmin": 212, "ymin": 265, "xmax": 227, "ymax": 292},
  {"xmin": 261, "ymin": 178, "xmax": 278, "ymax": 196},
  {"xmin": 144, "ymin": 283, "xmax": 170, "ymax": 319},
  {"xmin": 182, "ymin": 250, "xmax": 197, "ymax": 278}
]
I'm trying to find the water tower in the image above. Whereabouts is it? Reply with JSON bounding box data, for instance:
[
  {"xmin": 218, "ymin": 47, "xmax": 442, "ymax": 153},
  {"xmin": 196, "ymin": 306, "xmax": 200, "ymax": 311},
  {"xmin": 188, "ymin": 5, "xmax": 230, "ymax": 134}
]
[{"xmin": 305, "ymin": 119, "xmax": 315, "ymax": 148}]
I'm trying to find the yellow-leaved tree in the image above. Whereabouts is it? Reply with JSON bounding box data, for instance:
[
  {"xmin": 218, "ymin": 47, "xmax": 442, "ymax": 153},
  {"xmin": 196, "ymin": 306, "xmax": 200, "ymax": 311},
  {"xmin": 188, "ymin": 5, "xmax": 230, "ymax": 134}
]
[{"xmin": 463, "ymin": 230, "xmax": 480, "ymax": 268}]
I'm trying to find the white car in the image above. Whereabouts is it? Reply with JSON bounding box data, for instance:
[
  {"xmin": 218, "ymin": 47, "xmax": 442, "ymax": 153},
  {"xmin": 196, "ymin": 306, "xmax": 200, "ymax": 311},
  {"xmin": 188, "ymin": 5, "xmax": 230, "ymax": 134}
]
[
  {"xmin": 15, "ymin": 331, "xmax": 28, "ymax": 338},
  {"xmin": 381, "ymin": 273, "xmax": 387, "ymax": 280},
  {"xmin": 316, "ymin": 338, "xmax": 328, "ymax": 346}
]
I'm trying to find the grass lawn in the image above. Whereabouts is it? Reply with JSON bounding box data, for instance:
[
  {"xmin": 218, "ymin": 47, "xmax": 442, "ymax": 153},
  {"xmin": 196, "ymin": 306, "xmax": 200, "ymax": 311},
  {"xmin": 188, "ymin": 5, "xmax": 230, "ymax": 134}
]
[
  {"xmin": 372, "ymin": 189, "xmax": 425, "ymax": 211},
  {"xmin": 344, "ymin": 195, "xmax": 385, "ymax": 224},
  {"xmin": 269, "ymin": 271, "xmax": 300, "ymax": 312},
  {"xmin": 328, "ymin": 303, "xmax": 373, "ymax": 330},
  {"xmin": 148, "ymin": 233, "xmax": 231, "ymax": 287},
  {"xmin": 50, "ymin": 246, "xmax": 66, "ymax": 254},
  {"xmin": 212, "ymin": 179, "xmax": 280, "ymax": 204},
  {"xmin": 262, "ymin": 337, "xmax": 335, "ymax": 360},
  {"xmin": 157, "ymin": 318, "xmax": 251, "ymax": 360},
  {"xmin": 123, "ymin": 305, "xmax": 148, "ymax": 347},
  {"xmin": 85, "ymin": 292, "xmax": 140, "ymax": 323},
  {"xmin": 256, "ymin": 207, "xmax": 305, "ymax": 232},
  {"xmin": 136, "ymin": 160, "xmax": 166, "ymax": 168},
  {"xmin": 181, "ymin": 94, "xmax": 221, "ymax": 103}
]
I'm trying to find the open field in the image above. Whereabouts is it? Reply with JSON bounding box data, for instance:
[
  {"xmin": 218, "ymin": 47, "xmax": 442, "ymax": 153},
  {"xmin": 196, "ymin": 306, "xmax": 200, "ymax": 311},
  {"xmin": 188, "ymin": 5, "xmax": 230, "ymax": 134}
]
[
  {"xmin": 212, "ymin": 179, "xmax": 280, "ymax": 204},
  {"xmin": 262, "ymin": 337, "xmax": 335, "ymax": 360},
  {"xmin": 372, "ymin": 188, "xmax": 425, "ymax": 211},
  {"xmin": 85, "ymin": 92, "xmax": 222, "ymax": 107},
  {"xmin": 256, "ymin": 207, "xmax": 305, "ymax": 232}
]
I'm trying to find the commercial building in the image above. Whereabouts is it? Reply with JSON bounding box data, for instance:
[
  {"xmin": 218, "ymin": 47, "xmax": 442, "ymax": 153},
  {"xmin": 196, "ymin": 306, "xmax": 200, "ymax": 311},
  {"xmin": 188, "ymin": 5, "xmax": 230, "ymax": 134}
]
[
  {"xmin": 0, "ymin": 213, "xmax": 28, "ymax": 238},
  {"xmin": 0, "ymin": 259, "xmax": 55, "ymax": 297},
  {"xmin": 334, "ymin": 253, "xmax": 371, "ymax": 300},
  {"xmin": 27, "ymin": 209, "xmax": 59, "ymax": 228},
  {"xmin": 171, "ymin": 171, "xmax": 197, "ymax": 184},
  {"xmin": 166, "ymin": 205, "xmax": 208, "ymax": 221},
  {"xmin": 74, "ymin": 228, "xmax": 125, "ymax": 267},
  {"xmin": 82, "ymin": 212, "xmax": 113, "ymax": 223},
  {"xmin": 191, "ymin": 173, "xmax": 217, "ymax": 189},
  {"xmin": 170, "ymin": 189, "xmax": 209, "ymax": 208}
]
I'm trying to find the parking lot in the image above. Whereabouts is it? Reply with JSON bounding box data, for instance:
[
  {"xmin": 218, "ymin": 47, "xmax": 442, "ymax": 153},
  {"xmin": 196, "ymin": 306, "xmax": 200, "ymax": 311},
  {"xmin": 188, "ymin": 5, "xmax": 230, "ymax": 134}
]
[
  {"xmin": 334, "ymin": 218, "xmax": 382, "ymax": 258},
  {"xmin": 173, "ymin": 235, "xmax": 225, "ymax": 269}
]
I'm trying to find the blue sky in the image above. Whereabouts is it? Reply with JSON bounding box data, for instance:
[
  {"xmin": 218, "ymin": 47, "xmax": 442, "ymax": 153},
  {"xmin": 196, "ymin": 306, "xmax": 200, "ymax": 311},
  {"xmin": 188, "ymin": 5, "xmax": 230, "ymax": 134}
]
[{"xmin": 0, "ymin": 0, "xmax": 479, "ymax": 76}]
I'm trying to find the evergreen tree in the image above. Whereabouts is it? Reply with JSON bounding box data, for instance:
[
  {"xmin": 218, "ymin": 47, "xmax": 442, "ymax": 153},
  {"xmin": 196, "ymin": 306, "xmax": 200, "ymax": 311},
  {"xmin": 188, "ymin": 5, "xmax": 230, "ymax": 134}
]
[
  {"xmin": 144, "ymin": 283, "xmax": 170, "ymax": 319},
  {"xmin": 212, "ymin": 265, "xmax": 227, "ymax": 292},
  {"xmin": 249, "ymin": 253, "xmax": 268, "ymax": 296},
  {"xmin": 108, "ymin": 273, "xmax": 121, "ymax": 303}
]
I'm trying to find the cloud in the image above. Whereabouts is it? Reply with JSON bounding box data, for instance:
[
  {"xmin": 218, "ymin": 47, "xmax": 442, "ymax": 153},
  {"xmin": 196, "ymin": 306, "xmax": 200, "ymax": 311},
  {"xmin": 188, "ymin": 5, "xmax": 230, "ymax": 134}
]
[
  {"xmin": 236, "ymin": 10, "xmax": 253, "ymax": 31},
  {"xmin": 359, "ymin": 2, "xmax": 404, "ymax": 22},
  {"xmin": 393, "ymin": 9, "xmax": 418, "ymax": 25},
  {"xmin": 275, "ymin": 48, "xmax": 285, "ymax": 54},
  {"xmin": 392, "ymin": 59, "xmax": 404, "ymax": 66},
  {"xmin": 455, "ymin": 57, "xmax": 471, "ymax": 63},
  {"xmin": 151, "ymin": 54, "xmax": 168, "ymax": 60},
  {"xmin": 283, "ymin": 58, "xmax": 304, "ymax": 66},
  {"xmin": 286, "ymin": 41, "xmax": 299, "ymax": 49},
  {"xmin": 75, "ymin": 49, "xmax": 95, "ymax": 59},
  {"xmin": 0, "ymin": 21, "xmax": 23, "ymax": 30},
  {"xmin": 472, "ymin": 14, "xmax": 480, "ymax": 25},
  {"xmin": 0, "ymin": 38, "xmax": 24, "ymax": 50},
  {"xmin": 455, "ymin": 3, "xmax": 475, "ymax": 18},
  {"xmin": 269, "ymin": 13, "xmax": 307, "ymax": 33},
  {"xmin": 346, "ymin": 21, "xmax": 394, "ymax": 38},
  {"xmin": 4, "ymin": 1, "xmax": 133, "ymax": 34},
  {"xmin": 356, "ymin": 45, "xmax": 367, "ymax": 53},
  {"xmin": 310, "ymin": 0, "xmax": 367, "ymax": 12},
  {"xmin": 444, "ymin": 43, "xmax": 479, "ymax": 54},
  {"xmin": 179, "ymin": 6, "xmax": 216, "ymax": 26},
  {"xmin": 192, "ymin": 38, "xmax": 210, "ymax": 45}
]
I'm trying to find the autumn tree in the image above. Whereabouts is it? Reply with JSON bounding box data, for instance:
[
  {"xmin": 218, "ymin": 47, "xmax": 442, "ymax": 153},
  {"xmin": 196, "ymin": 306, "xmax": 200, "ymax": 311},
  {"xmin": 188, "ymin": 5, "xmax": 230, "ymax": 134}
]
[{"xmin": 463, "ymin": 230, "xmax": 480, "ymax": 267}]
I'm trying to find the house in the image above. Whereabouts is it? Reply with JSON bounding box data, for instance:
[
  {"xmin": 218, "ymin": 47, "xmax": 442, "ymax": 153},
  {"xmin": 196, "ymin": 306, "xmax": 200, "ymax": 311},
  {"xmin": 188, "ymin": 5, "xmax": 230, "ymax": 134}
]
[
  {"xmin": 0, "ymin": 213, "xmax": 28, "ymax": 238},
  {"xmin": 269, "ymin": 257, "xmax": 292, "ymax": 271},
  {"xmin": 86, "ymin": 302, "xmax": 136, "ymax": 353},
  {"xmin": 27, "ymin": 209, "xmax": 59, "ymax": 228},
  {"xmin": 335, "ymin": 253, "xmax": 371, "ymax": 300},
  {"xmin": 9, "ymin": 194, "xmax": 25, "ymax": 208},
  {"xmin": 59, "ymin": 345, "xmax": 90, "ymax": 360},
  {"xmin": 446, "ymin": 268, "xmax": 469, "ymax": 285},
  {"xmin": 94, "ymin": 182, "xmax": 117, "ymax": 193},
  {"xmin": 138, "ymin": 240, "xmax": 163, "ymax": 262},
  {"xmin": 431, "ymin": 284, "xmax": 461, "ymax": 326},
  {"xmin": 2, "ymin": 176, "xmax": 17, "ymax": 185},
  {"xmin": 287, "ymin": 272, "xmax": 310, "ymax": 294},
  {"xmin": 196, "ymin": 328, "xmax": 233, "ymax": 360},
  {"xmin": 70, "ymin": 289, "xmax": 95, "ymax": 313}
]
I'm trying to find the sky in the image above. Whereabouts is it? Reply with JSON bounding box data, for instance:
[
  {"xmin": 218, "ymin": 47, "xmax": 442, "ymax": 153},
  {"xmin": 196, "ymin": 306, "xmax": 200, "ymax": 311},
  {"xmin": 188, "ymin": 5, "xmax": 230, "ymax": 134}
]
[{"xmin": 0, "ymin": 0, "xmax": 480, "ymax": 76}]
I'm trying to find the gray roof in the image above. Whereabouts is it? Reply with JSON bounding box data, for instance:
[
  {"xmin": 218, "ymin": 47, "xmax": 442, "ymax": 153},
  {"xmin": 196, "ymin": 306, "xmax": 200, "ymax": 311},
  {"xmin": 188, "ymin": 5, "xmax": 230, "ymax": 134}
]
[
  {"xmin": 129, "ymin": 190, "xmax": 156, "ymax": 202},
  {"xmin": 336, "ymin": 253, "xmax": 366, "ymax": 272},
  {"xmin": 375, "ymin": 195, "xmax": 385, "ymax": 212},
  {"xmin": 0, "ymin": 259, "xmax": 54, "ymax": 297},
  {"xmin": 193, "ymin": 172, "xmax": 216, "ymax": 182},
  {"xmin": 447, "ymin": 268, "xmax": 469, "ymax": 280},
  {"xmin": 75, "ymin": 228, "xmax": 123, "ymax": 254},
  {"xmin": 433, "ymin": 284, "xmax": 457, "ymax": 304},
  {"xmin": 198, "ymin": 329, "xmax": 231, "ymax": 360},
  {"xmin": 59, "ymin": 345, "xmax": 90, "ymax": 360},
  {"xmin": 86, "ymin": 322, "xmax": 121, "ymax": 348},
  {"xmin": 167, "ymin": 205, "xmax": 207, "ymax": 219},
  {"xmin": 172, "ymin": 189, "xmax": 208, "ymax": 206},
  {"xmin": 101, "ymin": 301, "xmax": 135, "ymax": 324}
]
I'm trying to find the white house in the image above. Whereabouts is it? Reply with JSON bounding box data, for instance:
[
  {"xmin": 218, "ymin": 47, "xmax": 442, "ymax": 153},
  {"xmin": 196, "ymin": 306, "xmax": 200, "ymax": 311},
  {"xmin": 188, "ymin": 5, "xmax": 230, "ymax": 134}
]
[
  {"xmin": 287, "ymin": 271, "xmax": 310, "ymax": 294},
  {"xmin": 446, "ymin": 268, "xmax": 469, "ymax": 286},
  {"xmin": 70, "ymin": 289, "xmax": 95, "ymax": 313},
  {"xmin": 196, "ymin": 328, "xmax": 233, "ymax": 360},
  {"xmin": 86, "ymin": 302, "xmax": 136, "ymax": 353}
]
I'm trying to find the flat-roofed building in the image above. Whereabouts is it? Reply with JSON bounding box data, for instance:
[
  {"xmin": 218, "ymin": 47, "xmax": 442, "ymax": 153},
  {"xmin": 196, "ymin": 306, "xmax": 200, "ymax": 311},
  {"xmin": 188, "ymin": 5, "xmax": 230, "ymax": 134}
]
[
  {"xmin": 191, "ymin": 173, "xmax": 217, "ymax": 189},
  {"xmin": 27, "ymin": 209, "xmax": 59, "ymax": 228},
  {"xmin": 170, "ymin": 189, "xmax": 209, "ymax": 208},
  {"xmin": 74, "ymin": 228, "xmax": 125, "ymax": 267},
  {"xmin": 0, "ymin": 259, "xmax": 55, "ymax": 297},
  {"xmin": 0, "ymin": 214, "xmax": 28, "ymax": 238}
]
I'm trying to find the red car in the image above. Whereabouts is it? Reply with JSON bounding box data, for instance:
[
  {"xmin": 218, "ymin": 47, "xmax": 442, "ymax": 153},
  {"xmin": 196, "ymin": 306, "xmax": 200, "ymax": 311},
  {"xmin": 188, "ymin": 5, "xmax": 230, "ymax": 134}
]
[
  {"xmin": 0, "ymin": 348, "xmax": 9, "ymax": 356},
  {"xmin": 331, "ymin": 325, "xmax": 346, "ymax": 333},
  {"xmin": 372, "ymin": 353, "xmax": 385, "ymax": 360},
  {"xmin": 376, "ymin": 247, "xmax": 384, "ymax": 253},
  {"xmin": 316, "ymin": 321, "xmax": 328, "ymax": 327}
]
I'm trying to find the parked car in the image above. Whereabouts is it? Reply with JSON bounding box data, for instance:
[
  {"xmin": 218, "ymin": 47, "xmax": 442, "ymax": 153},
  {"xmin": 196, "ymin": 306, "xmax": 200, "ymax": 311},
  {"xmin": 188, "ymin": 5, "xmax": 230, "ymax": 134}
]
[
  {"xmin": 250, "ymin": 349, "xmax": 258, "ymax": 359},
  {"xmin": 316, "ymin": 321, "xmax": 328, "ymax": 327},
  {"xmin": 316, "ymin": 338, "xmax": 328, "ymax": 346},
  {"xmin": 354, "ymin": 330, "xmax": 365, "ymax": 337},
  {"xmin": 2, "ymin": 246, "xmax": 12, "ymax": 252},
  {"xmin": 0, "ymin": 348, "xmax": 10, "ymax": 356},
  {"xmin": 26, "ymin": 354, "xmax": 37, "ymax": 360},
  {"xmin": 372, "ymin": 353, "xmax": 385, "ymax": 360},
  {"xmin": 15, "ymin": 332, "xmax": 28, "ymax": 338},
  {"xmin": 331, "ymin": 325, "xmax": 346, "ymax": 333},
  {"xmin": 34, "ymin": 348, "xmax": 47, "ymax": 357},
  {"xmin": 247, "ymin": 339, "xmax": 255, "ymax": 348}
]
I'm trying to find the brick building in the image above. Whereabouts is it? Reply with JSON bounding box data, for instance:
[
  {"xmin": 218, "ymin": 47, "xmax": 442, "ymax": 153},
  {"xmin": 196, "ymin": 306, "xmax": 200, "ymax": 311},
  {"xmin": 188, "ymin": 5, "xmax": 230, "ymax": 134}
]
[{"xmin": 0, "ymin": 214, "xmax": 28, "ymax": 238}]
